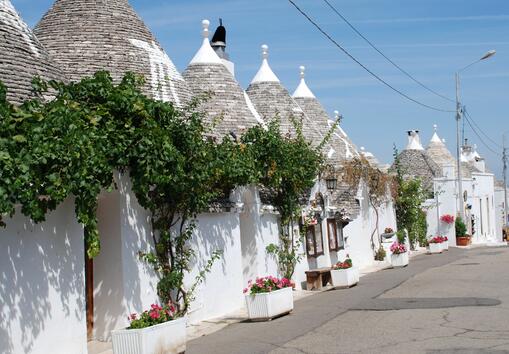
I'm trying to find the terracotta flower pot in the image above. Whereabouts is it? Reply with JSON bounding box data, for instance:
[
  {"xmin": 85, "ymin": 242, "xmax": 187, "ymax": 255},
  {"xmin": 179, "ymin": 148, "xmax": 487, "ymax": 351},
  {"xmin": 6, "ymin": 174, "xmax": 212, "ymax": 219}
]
[{"xmin": 456, "ymin": 236, "xmax": 471, "ymax": 246}]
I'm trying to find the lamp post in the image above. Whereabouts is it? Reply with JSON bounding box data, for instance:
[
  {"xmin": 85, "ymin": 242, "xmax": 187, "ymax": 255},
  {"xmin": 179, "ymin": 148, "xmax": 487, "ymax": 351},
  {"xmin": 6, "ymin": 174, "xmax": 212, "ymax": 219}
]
[{"xmin": 455, "ymin": 50, "xmax": 496, "ymax": 223}]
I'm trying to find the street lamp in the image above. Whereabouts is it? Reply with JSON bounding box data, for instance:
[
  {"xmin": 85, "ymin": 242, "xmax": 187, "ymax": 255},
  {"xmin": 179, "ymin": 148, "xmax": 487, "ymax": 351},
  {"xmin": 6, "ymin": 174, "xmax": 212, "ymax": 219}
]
[{"xmin": 455, "ymin": 50, "xmax": 496, "ymax": 224}]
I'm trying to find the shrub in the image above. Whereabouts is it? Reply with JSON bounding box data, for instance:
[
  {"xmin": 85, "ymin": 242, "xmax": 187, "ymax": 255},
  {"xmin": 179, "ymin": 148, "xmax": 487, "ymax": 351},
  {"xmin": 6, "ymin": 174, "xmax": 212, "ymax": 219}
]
[{"xmin": 455, "ymin": 218, "xmax": 468, "ymax": 237}]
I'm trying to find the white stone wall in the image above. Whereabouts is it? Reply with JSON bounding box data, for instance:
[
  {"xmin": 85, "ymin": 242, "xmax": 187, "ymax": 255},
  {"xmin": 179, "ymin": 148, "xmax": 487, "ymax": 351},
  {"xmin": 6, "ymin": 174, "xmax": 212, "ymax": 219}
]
[
  {"xmin": 427, "ymin": 177, "xmax": 458, "ymax": 246},
  {"xmin": 238, "ymin": 186, "xmax": 279, "ymax": 287},
  {"xmin": 93, "ymin": 172, "xmax": 159, "ymax": 341},
  {"xmin": 470, "ymin": 173, "xmax": 497, "ymax": 243},
  {"xmin": 495, "ymin": 186, "xmax": 508, "ymax": 241},
  {"xmin": 0, "ymin": 198, "xmax": 87, "ymax": 354}
]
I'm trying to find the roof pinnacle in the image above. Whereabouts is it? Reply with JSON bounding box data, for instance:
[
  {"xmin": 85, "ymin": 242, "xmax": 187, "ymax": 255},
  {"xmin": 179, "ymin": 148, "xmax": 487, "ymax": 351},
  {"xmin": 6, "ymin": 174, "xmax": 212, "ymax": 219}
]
[{"xmin": 202, "ymin": 19, "xmax": 210, "ymax": 39}]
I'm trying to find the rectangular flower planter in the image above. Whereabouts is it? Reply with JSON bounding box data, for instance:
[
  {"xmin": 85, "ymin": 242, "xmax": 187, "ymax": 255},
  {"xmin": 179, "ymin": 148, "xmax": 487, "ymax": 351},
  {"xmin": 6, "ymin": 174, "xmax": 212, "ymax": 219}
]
[
  {"xmin": 331, "ymin": 267, "xmax": 359, "ymax": 288},
  {"xmin": 427, "ymin": 243, "xmax": 443, "ymax": 254},
  {"xmin": 442, "ymin": 240, "xmax": 449, "ymax": 251},
  {"xmin": 111, "ymin": 317, "xmax": 186, "ymax": 354},
  {"xmin": 245, "ymin": 287, "xmax": 294, "ymax": 321},
  {"xmin": 391, "ymin": 252, "xmax": 409, "ymax": 268}
]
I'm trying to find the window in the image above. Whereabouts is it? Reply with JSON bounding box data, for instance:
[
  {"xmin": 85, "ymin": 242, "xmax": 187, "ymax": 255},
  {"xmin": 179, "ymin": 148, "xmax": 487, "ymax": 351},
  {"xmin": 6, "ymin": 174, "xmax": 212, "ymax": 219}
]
[
  {"xmin": 327, "ymin": 219, "xmax": 345, "ymax": 252},
  {"xmin": 306, "ymin": 222, "xmax": 324, "ymax": 257}
]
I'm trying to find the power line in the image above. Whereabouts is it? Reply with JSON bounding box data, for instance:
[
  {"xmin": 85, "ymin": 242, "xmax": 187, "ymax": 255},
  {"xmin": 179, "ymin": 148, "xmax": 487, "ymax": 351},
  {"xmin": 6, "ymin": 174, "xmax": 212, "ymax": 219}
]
[
  {"xmin": 463, "ymin": 109, "xmax": 503, "ymax": 149},
  {"xmin": 322, "ymin": 0, "xmax": 455, "ymax": 104},
  {"xmin": 287, "ymin": 0, "xmax": 455, "ymax": 113},
  {"xmin": 463, "ymin": 110, "xmax": 502, "ymax": 156}
]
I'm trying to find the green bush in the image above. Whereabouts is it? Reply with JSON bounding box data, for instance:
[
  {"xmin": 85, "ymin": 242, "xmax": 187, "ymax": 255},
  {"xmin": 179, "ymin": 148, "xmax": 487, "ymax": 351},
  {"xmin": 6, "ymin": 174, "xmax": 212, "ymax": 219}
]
[{"xmin": 455, "ymin": 217, "xmax": 467, "ymax": 237}]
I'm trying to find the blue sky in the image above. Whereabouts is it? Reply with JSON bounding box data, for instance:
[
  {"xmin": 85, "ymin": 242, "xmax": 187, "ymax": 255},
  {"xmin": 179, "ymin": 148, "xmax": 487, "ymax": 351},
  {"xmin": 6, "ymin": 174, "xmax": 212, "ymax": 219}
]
[{"xmin": 13, "ymin": 0, "xmax": 509, "ymax": 178}]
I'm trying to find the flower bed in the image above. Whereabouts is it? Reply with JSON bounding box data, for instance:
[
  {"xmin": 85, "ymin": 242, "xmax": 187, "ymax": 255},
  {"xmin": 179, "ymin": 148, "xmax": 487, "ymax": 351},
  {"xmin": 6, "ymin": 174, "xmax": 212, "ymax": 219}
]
[
  {"xmin": 390, "ymin": 242, "xmax": 409, "ymax": 268},
  {"xmin": 112, "ymin": 304, "xmax": 186, "ymax": 354},
  {"xmin": 244, "ymin": 276, "xmax": 294, "ymax": 320},
  {"xmin": 331, "ymin": 255, "xmax": 359, "ymax": 288}
]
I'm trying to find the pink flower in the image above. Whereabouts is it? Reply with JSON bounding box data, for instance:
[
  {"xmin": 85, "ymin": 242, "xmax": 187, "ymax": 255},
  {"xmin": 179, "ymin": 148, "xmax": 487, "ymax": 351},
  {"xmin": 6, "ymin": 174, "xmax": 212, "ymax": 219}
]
[
  {"xmin": 243, "ymin": 288, "xmax": 248, "ymax": 294},
  {"xmin": 129, "ymin": 313, "xmax": 137, "ymax": 321},
  {"xmin": 149, "ymin": 310, "xmax": 160, "ymax": 320}
]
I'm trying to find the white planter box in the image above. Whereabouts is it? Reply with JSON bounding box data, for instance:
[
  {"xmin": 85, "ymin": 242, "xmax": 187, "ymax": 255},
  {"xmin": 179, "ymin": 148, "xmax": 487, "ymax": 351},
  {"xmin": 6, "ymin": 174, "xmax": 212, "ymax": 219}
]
[
  {"xmin": 331, "ymin": 267, "xmax": 359, "ymax": 288},
  {"xmin": 427, "ymin": 243, "xmax": 443, "ymax": 254},
  {"xmin": 442, "ymin": 240, "xmax": 449, "ymax": 250},
  {"xmin": 391, "ymin": 252, "xmax": 409, "ymax": 268},
  {"xmin": 245, "ymin": 287, "xmax": 293, "ymax": 321},
  {"xmin": 112, "ymin": 317, "xmax": 186, "ymax": 354}
]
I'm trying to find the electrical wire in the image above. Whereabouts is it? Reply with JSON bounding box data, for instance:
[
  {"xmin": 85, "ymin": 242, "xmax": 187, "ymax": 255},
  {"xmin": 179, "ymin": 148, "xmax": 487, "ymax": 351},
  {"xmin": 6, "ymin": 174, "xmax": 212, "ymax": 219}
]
[
  {"xmin": 463, "ymin": 109, "xmax": 503, "ymax": 149},
  {"xmin": 463, "ymin": 111, "xmax": 502, "ymax": 156},
  {"xmin": 322, "ymin": 0, "xmax": 455, "ymax": 104},
  {"xmin": 287, "ymin": 0, "xmax": 455, "ymax": 113}
]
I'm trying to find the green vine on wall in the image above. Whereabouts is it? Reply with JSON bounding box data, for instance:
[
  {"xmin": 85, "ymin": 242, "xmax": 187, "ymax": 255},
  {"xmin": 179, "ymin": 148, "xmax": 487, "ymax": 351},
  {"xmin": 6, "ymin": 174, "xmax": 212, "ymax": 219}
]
[{"xmin": 0, "ymin": 72, "xmax": 322, "ymax": 314}]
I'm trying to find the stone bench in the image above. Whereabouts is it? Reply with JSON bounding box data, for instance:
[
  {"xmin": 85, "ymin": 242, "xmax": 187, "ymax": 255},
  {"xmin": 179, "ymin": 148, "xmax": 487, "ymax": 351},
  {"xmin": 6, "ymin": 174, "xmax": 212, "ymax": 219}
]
[{"xmin": 305, "ymin": 267, "xmax": 332, "ymax": 291}]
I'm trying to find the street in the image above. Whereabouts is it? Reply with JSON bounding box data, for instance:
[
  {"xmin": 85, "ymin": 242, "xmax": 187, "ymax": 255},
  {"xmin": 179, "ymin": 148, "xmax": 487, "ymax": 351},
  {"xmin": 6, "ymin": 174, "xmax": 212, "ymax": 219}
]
[{"xmin": 188, "ymin": 247, "xmax": 509, "ymax": 354}]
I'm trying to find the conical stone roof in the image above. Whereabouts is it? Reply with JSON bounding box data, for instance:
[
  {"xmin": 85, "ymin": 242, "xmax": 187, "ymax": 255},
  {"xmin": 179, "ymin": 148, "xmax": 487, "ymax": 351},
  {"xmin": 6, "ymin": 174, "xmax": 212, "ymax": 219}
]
[
  {"xmin": 393, "ymin": 131, "xmax": 442, "ymax": 193},
  {"xmin": 246, "ymin": 45, "xmax": 324, "ymax": 147},
  {"xmin": 34, "ymin": 0, "xmax": 191, "ymax": 106},
  {"xmin": 183, "ymin": 20, "xmax": 263, "ymax": 139},
  {"xmin": 426, "ymin": 125, "xmax": 456, "ymax": 168},
  {"xmin": 292, "ymin": 66, "xmax": 359, "ymax": 165},
  {"xmin": 0, "ymin": 0, "xmax": 63, "ymax": 104}
]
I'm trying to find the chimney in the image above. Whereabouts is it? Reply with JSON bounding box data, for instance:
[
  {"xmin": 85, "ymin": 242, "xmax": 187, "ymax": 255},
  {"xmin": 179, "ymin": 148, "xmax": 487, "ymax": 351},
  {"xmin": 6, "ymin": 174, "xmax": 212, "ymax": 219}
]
[
  {"xmin": 211, "ymin": 19, "xmax": 235, "ymax": 76},
  {"xmin": 406, "ymin": 130, "xmax": 424, "ymax": 150}
]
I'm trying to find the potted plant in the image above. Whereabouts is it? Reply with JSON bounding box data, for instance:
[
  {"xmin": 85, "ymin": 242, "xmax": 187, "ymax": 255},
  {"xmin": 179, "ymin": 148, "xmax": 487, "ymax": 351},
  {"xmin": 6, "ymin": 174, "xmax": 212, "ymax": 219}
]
[
  {"xmin": 390, "ymin": 242, "xmax": 409, "ymax": 268},
  {"xmin": 111, "ymin": 303, "xmax": 186, "ymax": 354},
  {"xmin": 331, "ymin": 255, "xmax": 359, "ymax": 288},
  {"xmin": 455, "ymin": 218, "xmax": 471, "ymax": 246},
  {"xmin": 440, "ymin": 214, "xmax": 455, "ymax": 225},
  {"xmin": 382, "ymin": 227, "xmax": 395, "ymax": 239},
  {"xmin": 244, "ymin": 276, "xmax": 294, "ymax": 321},
  {"xmin": 427, "ymin": 236, "xmax": 444, "ymax": 254}
]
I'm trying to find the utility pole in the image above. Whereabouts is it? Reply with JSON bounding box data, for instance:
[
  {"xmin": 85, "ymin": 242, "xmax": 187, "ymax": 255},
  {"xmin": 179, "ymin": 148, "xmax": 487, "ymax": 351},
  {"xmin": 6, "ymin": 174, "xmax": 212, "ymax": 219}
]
[
  {"xmin": 455, "ymin": 73, "xmax": 465, "ymax": 223},
  {"xmin": 504, "ymin": 134, "xmax": 508, "ymax": 227}
]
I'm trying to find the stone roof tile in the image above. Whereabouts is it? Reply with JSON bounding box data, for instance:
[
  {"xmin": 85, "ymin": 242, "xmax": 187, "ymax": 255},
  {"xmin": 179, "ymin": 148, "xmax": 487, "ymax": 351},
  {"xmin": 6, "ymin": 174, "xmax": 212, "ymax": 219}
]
[
  {"xmin": 0, "ymin": 0, "xmax": 63, "ymax": 104},
  {"xmin": 34, "ymin": 0, "xmax": 191, "ymax": 106}
]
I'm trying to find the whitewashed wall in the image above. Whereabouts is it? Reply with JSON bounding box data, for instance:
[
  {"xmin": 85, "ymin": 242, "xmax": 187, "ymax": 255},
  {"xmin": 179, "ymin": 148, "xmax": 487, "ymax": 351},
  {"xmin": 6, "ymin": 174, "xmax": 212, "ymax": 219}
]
[
  {"xmin": 427, "ymin": 174, "xmax": 458, "ymax": 246},
  {"xmin": 237, "ymin": 186, "xmax": 279, "ymax": 287},
  {"xmin": 495, "ymin": 186, "xmax": 508, "ymax": 241},
  {"xmin": 94, "ymin": 173, "xmax": 249, "ymax": 332},
  {"xmin": 93, "ymin": 173, "xmax": 159, "ymax": 341},
  {"xmin": 185, "ymin": 211, "xmax": 244, "ymax": 324},
  {"xmin": 470, "ymin": 172, "xmax": 497, "ymax": 243},
  {"xmin": 0, "ymin": 198, "xmax": 86, "ymax": 354}
]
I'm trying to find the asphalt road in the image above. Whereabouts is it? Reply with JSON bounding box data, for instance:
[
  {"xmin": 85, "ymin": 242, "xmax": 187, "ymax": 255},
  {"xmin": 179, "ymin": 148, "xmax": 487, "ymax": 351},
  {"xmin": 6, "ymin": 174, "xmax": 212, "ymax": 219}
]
[{"xmin": 187, "ymin": 247, "xmax": 509, "ymax": 354}]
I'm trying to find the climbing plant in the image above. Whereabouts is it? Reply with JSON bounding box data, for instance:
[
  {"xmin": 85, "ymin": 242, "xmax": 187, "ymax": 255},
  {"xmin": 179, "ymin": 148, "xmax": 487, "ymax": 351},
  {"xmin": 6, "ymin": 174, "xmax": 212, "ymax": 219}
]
[
  {"xmin": 342, "ymin": 156, "xmax": 393, "ymax": 253},
  {"xmin": 242, "ymin": 118, "xmax": 325, "ymax": 279},
  {"xmin": 0, "ymin": 72, "xmax": 323, "ymax": 314},
  {"xmin": 392, "ymin": 146, "xmax": 428, "ymax": 249}
]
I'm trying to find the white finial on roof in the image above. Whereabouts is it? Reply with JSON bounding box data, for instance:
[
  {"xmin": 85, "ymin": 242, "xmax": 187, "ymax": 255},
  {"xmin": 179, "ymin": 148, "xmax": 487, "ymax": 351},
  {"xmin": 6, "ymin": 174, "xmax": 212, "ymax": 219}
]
[
  {"xmin": 262, "ymin": 44, "xmax": 269, "ymax": 59},
  {"xmin": 250, "ymin": 44, "xmax": 280, "ymax": 84},
  {"xmin": 292, "ymin": 65, "xmax": 316, "ymax": 98},
  {"xmin": 430, "ymin": 124, "xmax": 443, "ymax": 144},
  {"xmin": 189, "ymin": 19, "xmax": 222, "ymax": 65},
  {"xmin": 442, "ymin": 138, "xmax": 446, "ymax": 143},
  {"xmin": 360, "ymin": 146, "xmax": 366, "ymax": 154},
  {"xmin": 202, "ymin": 19, "xmax": 210, "ymax": 38},
  {"xmin": 406, "ymin": 130, "xmax": 425, "ymax": 150}
]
